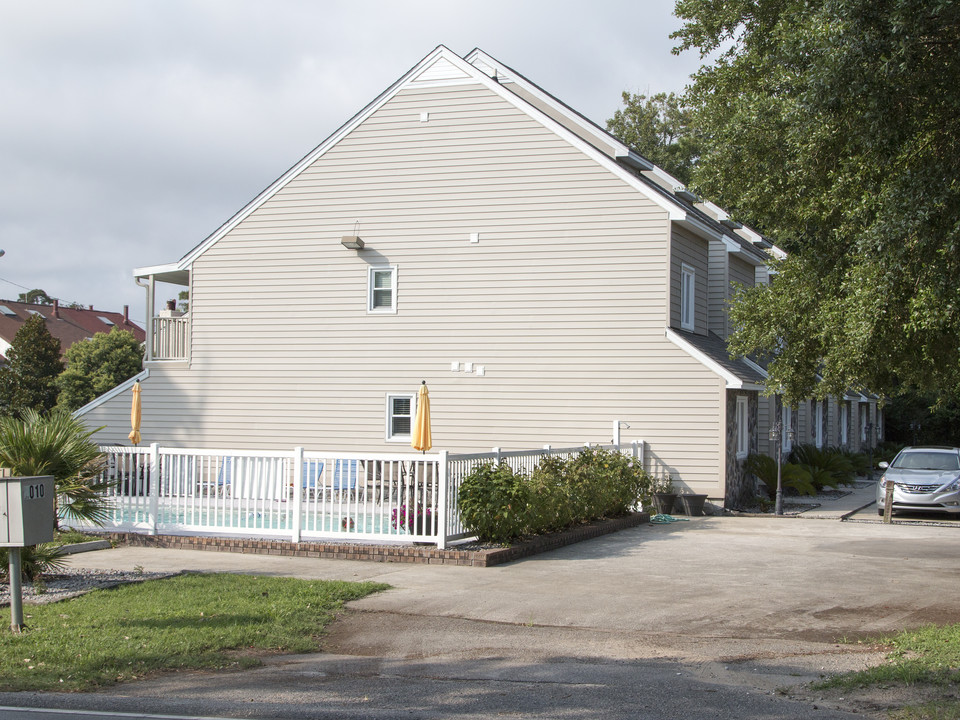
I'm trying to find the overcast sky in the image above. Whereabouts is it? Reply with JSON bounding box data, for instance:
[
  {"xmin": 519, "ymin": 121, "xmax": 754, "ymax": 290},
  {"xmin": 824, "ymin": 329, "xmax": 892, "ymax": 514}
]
[{"xmin": 0, "ymin": 0, "xmax": 704, "ymax": 325}]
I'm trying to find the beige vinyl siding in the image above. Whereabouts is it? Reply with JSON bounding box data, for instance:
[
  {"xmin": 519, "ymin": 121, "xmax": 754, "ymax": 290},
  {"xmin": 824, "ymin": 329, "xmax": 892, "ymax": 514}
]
[
  {"xmin": 83, "ymin": 80, "xmax": 730, "ymax": 497},
  {"xmin": 670, "ymin": 226, "xmax": 709, "ymax": 334}
]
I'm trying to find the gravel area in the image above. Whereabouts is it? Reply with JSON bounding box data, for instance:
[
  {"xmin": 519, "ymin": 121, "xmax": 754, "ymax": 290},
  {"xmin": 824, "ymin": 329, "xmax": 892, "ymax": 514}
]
[{"xmin": 0, "ymin": 568, "xmax": 178, "ymax": 607}]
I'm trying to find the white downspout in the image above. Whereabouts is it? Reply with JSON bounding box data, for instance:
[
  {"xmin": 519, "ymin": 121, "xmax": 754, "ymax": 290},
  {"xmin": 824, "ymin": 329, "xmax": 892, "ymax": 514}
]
[{"xmin": 136, "ymin": 275, "xmax": 154, "ymax": 361}]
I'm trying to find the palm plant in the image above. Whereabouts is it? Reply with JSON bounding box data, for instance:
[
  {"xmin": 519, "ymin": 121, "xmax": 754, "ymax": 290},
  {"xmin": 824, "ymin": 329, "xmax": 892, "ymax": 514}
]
[
  {"xmin": 790, "ymin": 444, "xmax": 857, "ymax": 489},
  {"xmin": 0, "ymin": 409, "xmax": 111, "ymax": 528},
  {"xmin": 743, "ymin": 453, "xmax": 817, "ymax": 500}
]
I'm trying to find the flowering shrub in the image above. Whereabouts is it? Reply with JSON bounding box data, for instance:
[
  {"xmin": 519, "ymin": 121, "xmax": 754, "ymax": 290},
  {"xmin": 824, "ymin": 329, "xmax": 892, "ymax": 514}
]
[{"xmin": 391, "ymin": 503, "xmax": 432, "ymax": 535}]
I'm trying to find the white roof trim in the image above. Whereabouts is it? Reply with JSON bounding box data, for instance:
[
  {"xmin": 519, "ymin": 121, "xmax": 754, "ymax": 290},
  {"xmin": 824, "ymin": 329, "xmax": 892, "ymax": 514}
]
[
  {"xmin": 175, "ymin": 45, "xmax": 715, "ymax": 269},
  {"xmin": 73, "ymin": 368, "xmax": 150, "ymax": 418},
  {"xmin": 465, "ymin": 48, "xmax": 654, "ymax": 172},
  {"xmin": 133, "ymin": 262, "xmax": 181, "ymax": 278},
  {"xmin": 742, "ymin": 356, "xmax": 769, "ymax": 378},
  {"xmin": 665, "ymin": 328, "xmax": 764, "ymax": 391}
]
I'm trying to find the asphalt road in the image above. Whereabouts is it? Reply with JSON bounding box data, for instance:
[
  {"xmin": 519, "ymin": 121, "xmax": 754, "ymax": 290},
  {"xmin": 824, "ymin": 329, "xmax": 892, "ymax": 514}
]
[{"xmin": 3, "ymin": 510, "xmax": 959, "ymax": 719}]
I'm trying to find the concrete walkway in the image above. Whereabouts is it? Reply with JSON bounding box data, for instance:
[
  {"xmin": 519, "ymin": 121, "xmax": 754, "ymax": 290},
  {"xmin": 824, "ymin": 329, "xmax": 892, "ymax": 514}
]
[{"xmin": 9, "ymin": 481, "xmax": 957, "ymax": 719}]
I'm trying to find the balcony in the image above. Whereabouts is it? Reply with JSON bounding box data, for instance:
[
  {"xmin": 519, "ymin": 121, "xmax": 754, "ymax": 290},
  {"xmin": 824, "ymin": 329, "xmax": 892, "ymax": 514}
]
[{"xmin": 151, "ymin": 312, "xmax": 190, "ymax": 361}]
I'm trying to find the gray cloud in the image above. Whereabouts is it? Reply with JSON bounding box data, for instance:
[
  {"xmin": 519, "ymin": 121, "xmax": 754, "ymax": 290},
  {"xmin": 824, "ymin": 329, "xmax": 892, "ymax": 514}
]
[{"xmin": 0, "ymin": 0, "xmax": 700, "ymax": 323}]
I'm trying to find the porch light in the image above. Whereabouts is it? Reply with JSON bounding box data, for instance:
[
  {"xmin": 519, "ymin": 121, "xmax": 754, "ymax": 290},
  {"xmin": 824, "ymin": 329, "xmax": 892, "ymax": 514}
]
[{"xmin": 340, "ymin": 235, "xmax": 365, "ymax": 250}]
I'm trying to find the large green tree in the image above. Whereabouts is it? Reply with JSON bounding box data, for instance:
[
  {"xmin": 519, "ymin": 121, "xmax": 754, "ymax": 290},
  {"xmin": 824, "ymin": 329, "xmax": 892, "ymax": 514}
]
[
  {"xmin": 606, "ymin": 91, "xmax": 700, "ymax": 185},
  {"xmin": 56, "ymin": 328, "xmax": 143, "ymax": 411},
  {"xmin": 673, "ymin": 0, "xmax": 960, "ymax": 404},
  {"xmin": 0, "ymin": 314, "xmax": 63, "ymax": 415}
]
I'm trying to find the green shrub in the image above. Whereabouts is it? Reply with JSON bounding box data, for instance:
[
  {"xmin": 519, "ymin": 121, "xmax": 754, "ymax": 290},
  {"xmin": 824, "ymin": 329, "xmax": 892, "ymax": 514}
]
[
  {"xmin": 457, "ymin": 449, "xmax": 650, "ymax": 544},
  {"xmin": 744, "ymin": 453, "xmax": 816, "ymax": 499},
  {"xmin": 457, "ymin": 463, "xmax": 532, "ymax": 544},
  {"xmin": 528, "ymin": 456, "xmax": 574, "ymax": 532},
  {"xmin": 832, "ymin": 446, "xmax": 872, "ymax": 476},
  {"xmin": 790, "ymin": 444, "xmax": 857, "ymax": 489}
]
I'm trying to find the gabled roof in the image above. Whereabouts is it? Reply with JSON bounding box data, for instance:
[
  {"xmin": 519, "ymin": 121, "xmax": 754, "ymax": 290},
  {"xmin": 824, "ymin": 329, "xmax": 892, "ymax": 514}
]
[
  {"xmin": 666, "ymin": 328, "xmax": 767, "ymax": 390},
  {"xmin": 0, "ymin": 299, "xmax": 145, "ymax": 361},
  {"xmin": 163, "ymin": 46, "xmax": 782, "ymax": 273}
]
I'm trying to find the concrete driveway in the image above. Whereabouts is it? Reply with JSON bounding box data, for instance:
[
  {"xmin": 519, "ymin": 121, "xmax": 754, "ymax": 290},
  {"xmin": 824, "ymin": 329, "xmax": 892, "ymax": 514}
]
[{"xmin": 7, "ymin": 505, "xmax": 958, "ymax": 719}]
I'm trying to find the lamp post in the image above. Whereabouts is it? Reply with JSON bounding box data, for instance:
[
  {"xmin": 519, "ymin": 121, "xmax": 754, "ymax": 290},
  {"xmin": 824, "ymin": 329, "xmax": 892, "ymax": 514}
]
[{"xmin": 770, "ymin": 417, "xmax": 784, "ymax": 515}]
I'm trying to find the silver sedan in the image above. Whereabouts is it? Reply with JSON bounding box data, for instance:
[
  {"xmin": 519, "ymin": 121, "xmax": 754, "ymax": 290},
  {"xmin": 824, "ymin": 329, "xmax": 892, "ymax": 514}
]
[{"xmin": 877, "ymin": 446, "xmax": 960, "ymax": 516}]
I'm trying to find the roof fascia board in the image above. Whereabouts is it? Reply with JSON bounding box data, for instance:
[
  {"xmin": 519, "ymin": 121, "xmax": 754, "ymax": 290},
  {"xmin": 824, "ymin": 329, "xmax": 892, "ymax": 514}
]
[
  {"xmin": 665, "ymin": 328, "xmax": 764, "ymax": 390},
  {"xmin": 464, "ymin": 49, "xmax": 653, "ymax": 171},
  {"xmin": 176, "ymin": 45, "xmax": 462, "ymax": 270},
  {"xmin": 454, "ymin": 51, "xmax": 683, "ymax": 219},
  {"xmin": 134, "ymin": 263, "xmax": 181, "ymax": 278},
  {"xmin": 742, "ymin": 356, "xmax": 769, "ymax": 378},
  {"xmin": 73, "ymin": 368, "xmax": 150, "ymax": 418}
]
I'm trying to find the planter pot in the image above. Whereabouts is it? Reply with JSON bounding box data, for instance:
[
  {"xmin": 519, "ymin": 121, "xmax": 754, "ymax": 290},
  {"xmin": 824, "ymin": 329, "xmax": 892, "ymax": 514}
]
[
  {"xmin": 679, "ymin": 494, "xmax": 708, "ymax": 517},
  {"xmin": 651, "ymin": 493, "xmax": 677, "ymax": 515}
]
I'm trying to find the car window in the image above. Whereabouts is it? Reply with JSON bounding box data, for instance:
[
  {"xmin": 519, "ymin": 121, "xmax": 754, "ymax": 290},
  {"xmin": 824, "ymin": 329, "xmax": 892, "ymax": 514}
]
[{"xmin": 892, "ymin": 452, "xmax": 960, "ymax": 471}]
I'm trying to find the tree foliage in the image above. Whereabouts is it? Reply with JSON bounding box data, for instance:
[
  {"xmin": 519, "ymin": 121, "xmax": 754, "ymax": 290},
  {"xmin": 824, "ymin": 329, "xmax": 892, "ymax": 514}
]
[
  {"xmin": 18, "ymin": 288, "xmax": 53, "ymax": 305},
  {"xmin": 0, "ymin": 314, "xmax": 63, "ymax": 415},
  {"xmin": 56, "ymin": 327, "xmax": 143, "ymax": 411},
  {"xmin": 673, "ymin": 0, "xmax": 960, "ymax": 404},
  {"xmin": 606, "ymin": 91, "xmax": 699, "ymax": 185}
]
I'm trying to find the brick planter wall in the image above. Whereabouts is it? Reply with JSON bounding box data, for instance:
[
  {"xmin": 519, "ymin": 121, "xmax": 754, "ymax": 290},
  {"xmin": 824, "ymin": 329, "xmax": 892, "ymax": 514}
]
[{"xmin": 104, "ymin": 512, "xmax": 648, "ymax": 568}]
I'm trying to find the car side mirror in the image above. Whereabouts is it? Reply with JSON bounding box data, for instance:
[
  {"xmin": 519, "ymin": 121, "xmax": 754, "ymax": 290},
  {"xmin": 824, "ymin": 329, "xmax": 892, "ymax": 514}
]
[{"xmin": 878, "ymin": 461, "xmax": 889, "ymax": 470}]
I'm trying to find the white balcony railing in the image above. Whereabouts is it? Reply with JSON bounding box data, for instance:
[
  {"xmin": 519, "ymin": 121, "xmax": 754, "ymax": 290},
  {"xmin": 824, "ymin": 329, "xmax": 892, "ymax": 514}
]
[{"xmin": 152, "ymin": 315, "xmax": 189, "ymax": 360}]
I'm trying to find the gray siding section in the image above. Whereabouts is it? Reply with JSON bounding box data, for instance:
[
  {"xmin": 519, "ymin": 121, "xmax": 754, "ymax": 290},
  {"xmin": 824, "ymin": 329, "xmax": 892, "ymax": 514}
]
[
  {"xmin": 708, "ymin": 241, "xmax": 728, "ymax": 337},
  {"xmin": 670, "ymin": 225, "xmax": 709, "ymax": 334},
  {"xmin": 83, "ymin": 80, "xmax": 730, "ymax": 496}
]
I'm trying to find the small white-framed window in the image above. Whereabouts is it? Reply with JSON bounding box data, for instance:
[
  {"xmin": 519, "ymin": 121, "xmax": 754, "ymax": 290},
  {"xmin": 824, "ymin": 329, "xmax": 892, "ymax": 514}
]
[
  {"xmin": 782, "ymin": 404, "xmax": 793, "ymax": 454},
  {"xmin": 814, "ymin": 401, "xmax": 824, "ymax": 449},
  {"xmin": 840, "ymin": 401, "xmax": 849, "ymax": 446},
  {"xmin": 680, "ymin": 263, "xmax": 695, "ymax": 331},
  {"xmin": 368, "ymin": 266, "xmax": 397, "ymax": 313},
  {"xmin": 736, "ymin": 395, "xmax": 749, "ymax": 459},
  {"xmin": 386, "ymin": 393, "xmax": 415, "ymax": 441}
]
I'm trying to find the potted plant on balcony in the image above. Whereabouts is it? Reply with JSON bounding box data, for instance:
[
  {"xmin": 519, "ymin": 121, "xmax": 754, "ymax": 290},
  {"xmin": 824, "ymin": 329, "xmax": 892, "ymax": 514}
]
[{"xmin": 650, "ymin": 475, "xmax": 677, "ymax": 515}]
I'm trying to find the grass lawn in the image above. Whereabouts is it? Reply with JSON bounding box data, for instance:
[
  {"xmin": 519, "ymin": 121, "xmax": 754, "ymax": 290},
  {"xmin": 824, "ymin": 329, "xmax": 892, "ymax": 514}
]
[
  {"xmin": 818, "ymin": 623, "xmax": 960, "ymax": 718},
  {"xmin": 0, "ymin": 573, "xmax": 388, "ymax": 692}
]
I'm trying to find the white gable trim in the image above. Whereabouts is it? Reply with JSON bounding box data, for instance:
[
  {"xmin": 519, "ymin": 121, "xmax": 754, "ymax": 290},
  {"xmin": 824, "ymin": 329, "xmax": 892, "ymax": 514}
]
[
  {"xmin": 176, "ymin": 45, "xmax": 693, "ymax": 269},
  {"xmin": 177, "ymin": 46, "xmax": 477, "ymax": 269},
  {"xmin": 665, "ymin": 328, "xmax": 765, "ymax": 391},
  {"xmin": 73, "ymin": 368, "xmax": 150, "ymax": 418},
  {"xmin": 465, "ymin": 48, "xmax": 653, "ymax": 172}
]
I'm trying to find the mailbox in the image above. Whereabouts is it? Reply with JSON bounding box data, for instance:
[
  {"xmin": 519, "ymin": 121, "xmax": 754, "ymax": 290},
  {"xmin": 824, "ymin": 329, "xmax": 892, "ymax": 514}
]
[{"xmin": 1, "ymin": 476, "xmax": 55, "ymax": 547}]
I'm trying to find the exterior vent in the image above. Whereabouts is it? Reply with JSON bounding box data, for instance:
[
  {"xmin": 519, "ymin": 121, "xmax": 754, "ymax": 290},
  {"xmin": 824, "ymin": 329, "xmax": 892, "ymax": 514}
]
[
  {"xmin": 674, "ymin": 188, "xmax": 699, "ymax": 203},
  {"xmin": 721, "ymin": 218, "xmax": 743, "ymax": 229}
]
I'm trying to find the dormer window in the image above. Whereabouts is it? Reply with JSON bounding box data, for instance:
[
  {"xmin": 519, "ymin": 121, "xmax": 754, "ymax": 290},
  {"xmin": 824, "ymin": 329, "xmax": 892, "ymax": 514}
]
[{"xmin": 681, "ymin": 263, "xmax": 695, "ymax": 331}]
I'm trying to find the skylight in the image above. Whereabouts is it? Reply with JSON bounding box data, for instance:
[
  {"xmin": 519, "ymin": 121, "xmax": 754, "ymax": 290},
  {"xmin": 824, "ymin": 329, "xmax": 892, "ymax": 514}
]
[
  {"xmin": 0, "ymin": 306, "xmax": 16, "ymax": 317},
  {"xmin": 98, "ymin": 316, "xmax": 115, "ymax": 326}
]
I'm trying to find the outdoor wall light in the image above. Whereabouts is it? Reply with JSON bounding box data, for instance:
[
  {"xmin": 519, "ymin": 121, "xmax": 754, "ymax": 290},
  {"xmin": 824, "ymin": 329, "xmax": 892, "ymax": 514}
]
[{"xmin": 340, "ymin": 235, "xmax": 365, "ymax": 250}]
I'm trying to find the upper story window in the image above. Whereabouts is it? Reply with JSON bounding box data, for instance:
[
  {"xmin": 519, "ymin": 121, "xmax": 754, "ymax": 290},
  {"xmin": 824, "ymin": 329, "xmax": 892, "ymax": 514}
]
[
  {"xmin": 368, "ymin": 266, "xmax": 397, "ymax": 313},
  {"xmin": 681, "ymin": 263, "xmax": 695, "ymax": 331},
  {"xmin": 386, "ymin": 393, "xmax": 414, "ymax": 441}
]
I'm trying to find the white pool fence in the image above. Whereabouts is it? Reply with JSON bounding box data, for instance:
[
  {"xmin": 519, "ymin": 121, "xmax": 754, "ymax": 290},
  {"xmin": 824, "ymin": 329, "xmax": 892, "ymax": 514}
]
[{"xmin": 76, "ymin": 441, "xmax": 643, "ymax": 549}]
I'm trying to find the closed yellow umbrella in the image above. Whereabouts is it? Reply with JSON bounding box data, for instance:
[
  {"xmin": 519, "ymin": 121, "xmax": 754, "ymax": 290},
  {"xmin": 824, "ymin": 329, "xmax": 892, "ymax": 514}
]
[
  {"xmin": 128, "ymin": 380, "xmax": 142, "ymax": 445},
  {"xmin": 411, "ymin": 380, "xmax": 432, "ymax": 452}
]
